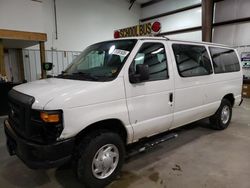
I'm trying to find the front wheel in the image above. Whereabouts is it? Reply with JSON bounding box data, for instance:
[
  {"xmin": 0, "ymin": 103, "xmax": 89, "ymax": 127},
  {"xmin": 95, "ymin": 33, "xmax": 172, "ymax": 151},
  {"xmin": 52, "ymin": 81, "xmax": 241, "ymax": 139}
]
[
  {"xmin": 75, "ymin": 131, "xmax": 125, "ymax": 188},
  {"xmin": 209, "ymin": 99, "xmax": 232, "ymax": 130}
]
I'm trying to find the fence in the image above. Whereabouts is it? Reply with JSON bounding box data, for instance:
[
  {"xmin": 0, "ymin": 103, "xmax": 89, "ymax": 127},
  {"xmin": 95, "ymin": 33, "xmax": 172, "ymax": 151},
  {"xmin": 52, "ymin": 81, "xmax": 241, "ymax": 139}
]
[{"xmin": 22, "ymin": 49, "xmax": 81, "ymax": 82}]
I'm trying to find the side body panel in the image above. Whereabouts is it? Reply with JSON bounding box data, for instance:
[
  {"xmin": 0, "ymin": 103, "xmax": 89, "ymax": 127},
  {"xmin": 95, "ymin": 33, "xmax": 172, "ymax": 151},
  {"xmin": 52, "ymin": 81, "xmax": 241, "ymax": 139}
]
[{"xmin": 167, "ymin": 41, "xmax": 242, "ymax": 130}]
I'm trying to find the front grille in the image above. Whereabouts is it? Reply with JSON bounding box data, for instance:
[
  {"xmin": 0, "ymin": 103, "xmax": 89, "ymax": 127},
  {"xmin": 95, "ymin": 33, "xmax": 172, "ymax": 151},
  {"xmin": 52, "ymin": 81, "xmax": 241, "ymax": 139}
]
[
  {"xmin": 8, "ymin": 89, "xmax": 63, "ymax": 144},
  {"xmin": 8, "ymin": 90, "xmax": 35, "ymax": 138}
]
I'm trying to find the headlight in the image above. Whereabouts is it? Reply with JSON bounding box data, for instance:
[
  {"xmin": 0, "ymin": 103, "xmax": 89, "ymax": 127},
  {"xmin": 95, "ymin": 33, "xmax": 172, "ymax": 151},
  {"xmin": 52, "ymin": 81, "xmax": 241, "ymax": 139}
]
[{"xmin": 30, "ymin": 110, "xmax": 64, "ymax": 143}]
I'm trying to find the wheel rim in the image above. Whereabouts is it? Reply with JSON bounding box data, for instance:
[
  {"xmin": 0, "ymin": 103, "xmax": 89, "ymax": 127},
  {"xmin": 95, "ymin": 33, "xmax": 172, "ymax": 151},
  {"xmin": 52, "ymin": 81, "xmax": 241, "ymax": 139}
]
[
  {"xmin": 92, "ymin": 144, "xmax": 119, "ymax": 179},
  {"xmin": 221, "ymin": 105, "xmax": 230, "ymax": 124}
]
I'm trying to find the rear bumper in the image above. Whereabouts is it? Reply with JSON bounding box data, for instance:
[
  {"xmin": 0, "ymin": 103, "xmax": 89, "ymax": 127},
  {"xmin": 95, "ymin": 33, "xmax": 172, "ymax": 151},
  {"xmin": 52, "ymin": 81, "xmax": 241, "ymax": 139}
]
[{"xmin": 4, "ymin": 119, "xmax": 75, "ymax": 169}]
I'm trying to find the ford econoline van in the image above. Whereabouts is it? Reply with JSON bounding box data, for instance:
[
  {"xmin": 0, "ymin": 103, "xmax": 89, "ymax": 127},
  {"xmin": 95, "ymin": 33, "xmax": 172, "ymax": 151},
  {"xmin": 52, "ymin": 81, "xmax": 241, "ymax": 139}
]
[{"xmin": 4, "ymin": 37, "xmax": 242, "ymax": 188}]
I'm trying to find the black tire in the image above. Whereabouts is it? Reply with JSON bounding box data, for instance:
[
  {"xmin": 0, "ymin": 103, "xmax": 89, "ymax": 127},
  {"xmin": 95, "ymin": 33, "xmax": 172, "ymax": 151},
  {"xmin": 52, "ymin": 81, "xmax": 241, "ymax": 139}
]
[
  {"xmin": 209, "ymin": 99, "xmax": 232, "ymax": 130},
  {"xmin": 75, "ymin": 130, "xmax": 125, "ymax": 188}
]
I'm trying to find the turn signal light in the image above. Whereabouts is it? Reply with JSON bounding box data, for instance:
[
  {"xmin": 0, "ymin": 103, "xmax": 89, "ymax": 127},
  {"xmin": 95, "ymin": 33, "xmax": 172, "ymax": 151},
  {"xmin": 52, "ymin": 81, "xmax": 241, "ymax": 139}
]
[{"xmin": 40, "ymin": 112, "xmax": 60, "ymax": 123}]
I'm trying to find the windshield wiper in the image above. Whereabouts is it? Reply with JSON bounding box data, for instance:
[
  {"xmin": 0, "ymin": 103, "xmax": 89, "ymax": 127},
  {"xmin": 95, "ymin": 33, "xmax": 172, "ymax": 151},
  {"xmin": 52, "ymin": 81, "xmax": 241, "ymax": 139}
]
[{"xmin": 72, "ymin": 72, "xmax": 100, "ymax": 81}]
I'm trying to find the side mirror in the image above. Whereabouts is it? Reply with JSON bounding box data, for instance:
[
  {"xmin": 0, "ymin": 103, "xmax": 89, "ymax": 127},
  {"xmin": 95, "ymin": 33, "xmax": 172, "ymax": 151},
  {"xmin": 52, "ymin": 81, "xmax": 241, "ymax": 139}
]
[
  {"xmin": 42, "ymin": 62, "xmax": 53, "ymax": 71},
  {"xmin": 130, "ymin": 64, "xmax": 150, "ymax": 83}
]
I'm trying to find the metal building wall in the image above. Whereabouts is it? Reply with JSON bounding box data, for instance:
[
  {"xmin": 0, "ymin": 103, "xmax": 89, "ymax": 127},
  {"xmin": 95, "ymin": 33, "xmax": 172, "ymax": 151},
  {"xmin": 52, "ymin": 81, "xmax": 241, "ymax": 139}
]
[{"xmin": 140, "ymin": 0, "xmax": 202, "ymax": 41}]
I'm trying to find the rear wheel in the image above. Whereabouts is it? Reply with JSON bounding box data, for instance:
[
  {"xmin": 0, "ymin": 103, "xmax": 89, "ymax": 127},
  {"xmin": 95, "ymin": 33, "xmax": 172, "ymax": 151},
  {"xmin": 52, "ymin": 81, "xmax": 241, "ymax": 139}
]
[
  {"xmin": 75, "ymin": 131, "xmax": 125, "ymax": 188},
  {"xmin": 209, "ymin": 99, "xmax": 232, "ymax": 130}
]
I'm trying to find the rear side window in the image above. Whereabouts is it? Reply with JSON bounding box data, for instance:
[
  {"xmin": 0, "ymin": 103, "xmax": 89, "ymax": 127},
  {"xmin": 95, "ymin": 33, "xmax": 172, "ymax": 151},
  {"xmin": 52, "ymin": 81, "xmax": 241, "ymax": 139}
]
[
  {"xmin": 209, "ymin": 47, "xmax": 240, "ymax": 74},
  {"xmin": 172, "ymin": 44, "xmax": 213, "ymax": 77}
]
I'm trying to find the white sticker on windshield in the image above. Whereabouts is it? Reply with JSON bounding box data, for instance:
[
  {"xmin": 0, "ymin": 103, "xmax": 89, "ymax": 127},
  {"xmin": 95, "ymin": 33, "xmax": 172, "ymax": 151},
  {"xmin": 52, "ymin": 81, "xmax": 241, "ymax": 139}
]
[{"xmin": 112, "ymin": 49, "xmax": 129, "ymax": 57}]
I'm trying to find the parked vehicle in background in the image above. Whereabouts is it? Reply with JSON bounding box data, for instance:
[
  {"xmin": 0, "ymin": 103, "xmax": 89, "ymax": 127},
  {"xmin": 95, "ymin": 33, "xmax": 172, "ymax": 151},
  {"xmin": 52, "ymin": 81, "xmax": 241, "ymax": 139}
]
[{"xmin": 4, "ymin": 37, "xmax": 242, "ymax": 188}]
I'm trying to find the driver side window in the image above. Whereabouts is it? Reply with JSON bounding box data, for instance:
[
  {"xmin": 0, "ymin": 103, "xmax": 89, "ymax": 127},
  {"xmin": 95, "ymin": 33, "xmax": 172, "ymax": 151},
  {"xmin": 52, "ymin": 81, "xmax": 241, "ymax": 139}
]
[{"xmin": 130, "ymin": 43, "xmax": 168, "ymax": 81}]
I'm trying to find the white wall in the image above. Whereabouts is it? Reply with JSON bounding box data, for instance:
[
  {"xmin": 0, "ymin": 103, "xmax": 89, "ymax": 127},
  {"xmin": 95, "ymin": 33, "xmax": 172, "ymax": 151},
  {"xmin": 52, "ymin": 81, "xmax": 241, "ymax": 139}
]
[
  {"xmin": 0, "ymin": 0, "xmax": 44, "ymax": 32},
  {"xmin": 54, "ymin": 0, "xmax": 141, "ymax": 51},
  {"xmin": 140, "ymin": 0, "xmax": 202, "ymax": 41},
  {"xmin": 213, "ymin": 0, "xmax": 250, "ymax": 46},
  {"xmin": 0, "ymin": 0, "xmax": 141, "ymax": 51}
]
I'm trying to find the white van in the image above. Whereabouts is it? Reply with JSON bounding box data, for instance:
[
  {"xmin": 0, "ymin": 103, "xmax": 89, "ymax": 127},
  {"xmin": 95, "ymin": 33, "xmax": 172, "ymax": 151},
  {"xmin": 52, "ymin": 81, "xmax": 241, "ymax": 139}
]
[{"xmin": 4, "ymin": 37, "xmax": 242, "ymax": 188}]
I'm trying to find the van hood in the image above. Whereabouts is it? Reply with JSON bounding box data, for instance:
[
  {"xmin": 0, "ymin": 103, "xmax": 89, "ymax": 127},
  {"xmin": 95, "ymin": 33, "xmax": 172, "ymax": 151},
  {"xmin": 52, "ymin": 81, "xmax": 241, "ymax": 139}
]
[{"xmin": 13, "ymin": 78, "xmax": 104, "ymax": 109}]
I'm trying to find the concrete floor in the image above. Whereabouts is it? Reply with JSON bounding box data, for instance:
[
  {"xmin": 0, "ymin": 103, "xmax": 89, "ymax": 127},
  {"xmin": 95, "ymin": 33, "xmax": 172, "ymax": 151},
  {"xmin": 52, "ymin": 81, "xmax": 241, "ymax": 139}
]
[{"xmin": 0, "ymin": 99, "xmax": 250, "ymax": 188}]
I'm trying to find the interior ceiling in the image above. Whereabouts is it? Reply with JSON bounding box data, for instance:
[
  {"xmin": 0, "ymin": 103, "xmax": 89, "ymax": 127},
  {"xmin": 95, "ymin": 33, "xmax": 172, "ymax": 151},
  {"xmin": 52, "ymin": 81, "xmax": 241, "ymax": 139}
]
[
  {"xmin": 136, "ymin": 0, "xmax": 152, "ymax": 3},
  {"xmin": 30, "ymin": 0, "xmax": 43, "ymax": 3},
  {"xmin": 32, "ymin": 0, "xmax": 152, "ymax": 5},
  {"xmin": 31, "ymin": 0, "xmax": 152, "ymax": 5},
  {"xmin": 2, "ymin": 39, "xmax": 38, "ymax": 49}
]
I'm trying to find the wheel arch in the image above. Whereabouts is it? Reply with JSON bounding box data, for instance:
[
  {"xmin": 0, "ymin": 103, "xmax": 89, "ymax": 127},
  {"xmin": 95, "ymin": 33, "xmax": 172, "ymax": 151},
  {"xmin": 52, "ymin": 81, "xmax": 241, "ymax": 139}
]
[
  {"xmin": 75, "ymin": 118, "xmax": 128, "ymax": 145},
  {"xmin": 222, "ymin": 93, "xmax": 235, "ymax": 107}
]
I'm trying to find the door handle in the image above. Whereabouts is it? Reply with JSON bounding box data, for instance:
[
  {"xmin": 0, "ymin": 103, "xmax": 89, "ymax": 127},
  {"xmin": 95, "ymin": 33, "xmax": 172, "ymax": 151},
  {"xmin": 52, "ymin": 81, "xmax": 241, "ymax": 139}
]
[{"xmin": 169, "ymin": 92, "xmax": 173, "ymax": 103}]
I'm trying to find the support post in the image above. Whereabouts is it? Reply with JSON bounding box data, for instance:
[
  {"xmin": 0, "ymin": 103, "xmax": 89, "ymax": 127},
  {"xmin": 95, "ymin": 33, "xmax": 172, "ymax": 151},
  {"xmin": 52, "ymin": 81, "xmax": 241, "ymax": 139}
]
[
  {"xmin": 17, "ymin": 49, "xmax": 25, "ymax": 81},
  {"xmin": 0, "ymin": 39, "xmax": 5, "ymax": 76},
  {"xmin": 202, "ymin": 0, "xmax": 214, "ymax": 42},
  {"xmin": 39, "ymin": 41, "xmax": 46, "ymax": 79}
]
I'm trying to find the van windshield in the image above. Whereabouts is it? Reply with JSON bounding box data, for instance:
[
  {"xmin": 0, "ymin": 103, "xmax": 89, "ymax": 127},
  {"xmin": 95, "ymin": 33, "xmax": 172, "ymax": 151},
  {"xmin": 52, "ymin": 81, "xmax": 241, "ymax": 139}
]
[{"xmin": 58, "ymin": 39, "xmax": 137, "ymax": 81}]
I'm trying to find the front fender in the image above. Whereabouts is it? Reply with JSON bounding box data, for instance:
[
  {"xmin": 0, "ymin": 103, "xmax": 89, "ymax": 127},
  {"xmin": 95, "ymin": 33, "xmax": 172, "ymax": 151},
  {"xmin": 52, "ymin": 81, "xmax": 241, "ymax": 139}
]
[{"xmin": 60, "ymin": 99, "xmax": 133, "ymax": 143}]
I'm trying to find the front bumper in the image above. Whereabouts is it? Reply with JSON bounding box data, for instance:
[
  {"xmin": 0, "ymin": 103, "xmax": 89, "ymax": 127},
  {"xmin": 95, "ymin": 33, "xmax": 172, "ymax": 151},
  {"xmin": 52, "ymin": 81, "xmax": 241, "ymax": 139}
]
[{"xmin": 4, "ymin": 119, "xmax": 75, "ymax": 169}]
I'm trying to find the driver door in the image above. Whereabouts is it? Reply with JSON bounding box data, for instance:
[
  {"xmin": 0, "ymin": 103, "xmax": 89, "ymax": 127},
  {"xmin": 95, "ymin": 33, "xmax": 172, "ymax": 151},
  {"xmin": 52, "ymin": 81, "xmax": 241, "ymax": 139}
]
[{"xmin": 124, "ymin": 41, "xmax": 174, "ymax": 142}]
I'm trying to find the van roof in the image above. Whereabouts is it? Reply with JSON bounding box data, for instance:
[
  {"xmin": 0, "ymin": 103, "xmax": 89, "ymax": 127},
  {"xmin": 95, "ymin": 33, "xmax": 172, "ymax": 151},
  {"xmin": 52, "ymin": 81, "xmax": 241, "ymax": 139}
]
[{"xmin": 113, "ymin": 36, "xmax": 233, "ymax": 49}]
